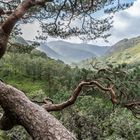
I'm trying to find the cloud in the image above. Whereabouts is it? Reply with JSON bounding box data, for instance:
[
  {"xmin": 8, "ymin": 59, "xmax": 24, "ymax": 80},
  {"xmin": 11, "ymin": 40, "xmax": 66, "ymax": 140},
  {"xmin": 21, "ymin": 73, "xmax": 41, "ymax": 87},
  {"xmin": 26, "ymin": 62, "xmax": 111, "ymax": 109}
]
[
  {"xmin": 21, "ymin": 0, "xmax": 140, "ymax": 45},
  {"xmin": 20, "ymin": 22, "xmax": 40, "ymax": 41},
  {"xmin": 108, "ymin": 0, "xmax": 140, "ymax": 45},
  {"xmin": 64, "ymin": 0, "xmax": 140, "ymax": 45}
]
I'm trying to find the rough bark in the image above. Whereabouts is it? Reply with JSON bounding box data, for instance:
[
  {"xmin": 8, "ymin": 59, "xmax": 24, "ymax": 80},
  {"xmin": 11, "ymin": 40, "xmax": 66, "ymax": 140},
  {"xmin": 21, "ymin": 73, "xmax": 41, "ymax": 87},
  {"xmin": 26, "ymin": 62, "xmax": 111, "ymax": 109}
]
[
  {"xmin": 0, "ymin": 79, "xmax": 118, "ymax": 139},
  {"xmin": 42, "ymin": 81, "xmax": 117, "ymax": 112},
  {"xmin": 0, "ymin": 81, "xmax": 76, "ymax": 140},
  {"xmin": 0, "ymin": 28, "xmax": 8, "ymax": 58},
  {"xmin": 0, "ymin": 0, "xmax": 52, "ymax": 58},
  {"xmin": 0, "ymin": 0, "xmax": 76, "ymax": 138}
]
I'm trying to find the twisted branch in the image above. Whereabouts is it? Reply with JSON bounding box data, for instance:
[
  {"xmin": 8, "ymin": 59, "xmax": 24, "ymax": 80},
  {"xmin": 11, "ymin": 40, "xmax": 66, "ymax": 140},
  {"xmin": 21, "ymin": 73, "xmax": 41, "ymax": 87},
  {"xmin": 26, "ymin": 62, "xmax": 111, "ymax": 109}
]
[
  {"xmin": 42, "ymin": 80, "xmax": 117, "ymax": 111},
  {"xmin": 123, "ymin": 101, "xmax": 140, "ymax": 118}
]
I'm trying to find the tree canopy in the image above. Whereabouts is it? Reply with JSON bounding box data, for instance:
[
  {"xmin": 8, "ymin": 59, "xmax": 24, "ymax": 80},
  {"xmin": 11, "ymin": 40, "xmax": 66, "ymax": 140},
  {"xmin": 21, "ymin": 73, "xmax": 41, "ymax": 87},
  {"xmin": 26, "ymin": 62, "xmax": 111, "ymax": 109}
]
[{"xmin": 0, "ymin": 0, "xmax": 133, "ymax": 39}]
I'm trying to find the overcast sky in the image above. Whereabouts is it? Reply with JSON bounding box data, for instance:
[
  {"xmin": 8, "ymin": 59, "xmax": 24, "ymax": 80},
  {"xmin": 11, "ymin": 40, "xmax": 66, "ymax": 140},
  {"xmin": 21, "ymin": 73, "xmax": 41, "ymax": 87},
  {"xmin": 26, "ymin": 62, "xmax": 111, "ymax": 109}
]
[{"xmin": 21, "ymin": 0, "xmax": 140, "ymax": 46}]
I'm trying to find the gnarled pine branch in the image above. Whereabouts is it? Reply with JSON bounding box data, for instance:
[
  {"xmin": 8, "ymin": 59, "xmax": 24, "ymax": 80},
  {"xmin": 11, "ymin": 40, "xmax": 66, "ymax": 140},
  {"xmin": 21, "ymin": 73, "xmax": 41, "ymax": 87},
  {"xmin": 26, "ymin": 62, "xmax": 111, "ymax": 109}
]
[{"xmin": 42, "ymin": 80, "xmax": 118, "ymax": 111}]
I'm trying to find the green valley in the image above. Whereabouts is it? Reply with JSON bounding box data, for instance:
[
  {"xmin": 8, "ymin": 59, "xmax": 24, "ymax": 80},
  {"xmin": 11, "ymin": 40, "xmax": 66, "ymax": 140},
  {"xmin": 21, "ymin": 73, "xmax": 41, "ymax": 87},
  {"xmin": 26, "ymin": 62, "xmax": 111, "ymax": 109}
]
[{"xmin": 0, "ymin": 40, "xmax": 140, "ymax": 140}]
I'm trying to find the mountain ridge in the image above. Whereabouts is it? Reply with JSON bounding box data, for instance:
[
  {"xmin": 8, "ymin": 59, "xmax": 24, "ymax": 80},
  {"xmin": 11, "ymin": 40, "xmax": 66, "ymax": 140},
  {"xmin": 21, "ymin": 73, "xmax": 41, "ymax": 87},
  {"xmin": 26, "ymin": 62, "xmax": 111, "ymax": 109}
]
[
  {"xmin": 73, "ymin": 35, "xmax": 140, "ymax": 68},
  {"xmin": 12, "ymin": 35, "xmax": 140, "ymax": 64},
  {"xmin": 107, "ymin": 36, "xmax": 140, "ymax": 54},
  {"xmin": 42, "ymin": 40, "xmax": 109, "ymax": 63}
]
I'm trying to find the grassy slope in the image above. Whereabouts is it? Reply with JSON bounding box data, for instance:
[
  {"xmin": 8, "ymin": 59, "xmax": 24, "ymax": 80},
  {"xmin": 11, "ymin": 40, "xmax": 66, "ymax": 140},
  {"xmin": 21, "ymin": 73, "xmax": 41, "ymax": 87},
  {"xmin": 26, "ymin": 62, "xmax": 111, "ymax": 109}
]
[
  {"xmin": 76, "ymin": 42, "xmax": 140, "ymax": 69},
  {"xmin": 6, "ymin": 77, "xmax": 44, "ymax": 95},
  {"xmin": 75, "ymin": 36, "xmax": 140, "ymax": 69},
  {"xmin": 106, "ymin": 43, "xmax": 140, "ymax": 65}
]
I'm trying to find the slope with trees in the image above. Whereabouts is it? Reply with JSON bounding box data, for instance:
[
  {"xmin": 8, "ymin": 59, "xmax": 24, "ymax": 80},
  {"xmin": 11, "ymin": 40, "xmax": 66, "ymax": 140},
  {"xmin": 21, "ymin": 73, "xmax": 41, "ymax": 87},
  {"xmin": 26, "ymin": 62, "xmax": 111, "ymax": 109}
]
[{"xmin": 0, "ymin": 44, "xmax": 140, "ymax": 139}]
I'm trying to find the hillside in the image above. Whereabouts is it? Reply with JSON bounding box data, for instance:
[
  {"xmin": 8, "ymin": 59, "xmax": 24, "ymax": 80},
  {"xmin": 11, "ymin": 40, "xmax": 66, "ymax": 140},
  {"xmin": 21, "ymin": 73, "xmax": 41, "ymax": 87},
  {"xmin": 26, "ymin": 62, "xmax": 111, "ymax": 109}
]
[
  {"xmin": 106, "ymin": 42, "xmax": 140, "ymax": 65},
  {"xmin": 0, "ymin": 41, "xmax": 140, "ymax": 140},
  {"xmin": 75, "ymin": 36, "xmax": 140, "ymax": 69},
  {"xmin": 38, "ymin": 42, "xmax": 62, "ymax": 60},
  {"xmin": 107, "ymin": 36, "xmax": 140, "ymax": 54},
  {"xmin": 76, "ymin": 44, "xmax": 140, "ymax": 69}
]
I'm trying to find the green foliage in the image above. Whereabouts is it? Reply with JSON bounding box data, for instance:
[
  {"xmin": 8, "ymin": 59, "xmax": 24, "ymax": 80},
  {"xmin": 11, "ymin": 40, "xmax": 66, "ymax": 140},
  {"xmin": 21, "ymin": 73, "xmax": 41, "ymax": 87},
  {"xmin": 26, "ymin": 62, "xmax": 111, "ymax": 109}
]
[
  {"xmin": 0, "ymin": 44, "xmax": 140, "ymax": 140},
  {"xmin": 101, "ymin": 109, "xmax": 140, "ymax": 140}
]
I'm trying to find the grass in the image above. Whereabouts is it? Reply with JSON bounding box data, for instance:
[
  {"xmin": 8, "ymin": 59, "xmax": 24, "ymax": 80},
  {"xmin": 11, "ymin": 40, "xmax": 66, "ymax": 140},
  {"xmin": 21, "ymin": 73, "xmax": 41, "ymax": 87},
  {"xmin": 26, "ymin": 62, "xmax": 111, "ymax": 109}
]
[
  {"xmin": 105, "ymin": 43, "xmax": 140, "ymax": 64},
  {"xmin": 4, "ymin": 76, "xmax": 45, "ymax": 96}
]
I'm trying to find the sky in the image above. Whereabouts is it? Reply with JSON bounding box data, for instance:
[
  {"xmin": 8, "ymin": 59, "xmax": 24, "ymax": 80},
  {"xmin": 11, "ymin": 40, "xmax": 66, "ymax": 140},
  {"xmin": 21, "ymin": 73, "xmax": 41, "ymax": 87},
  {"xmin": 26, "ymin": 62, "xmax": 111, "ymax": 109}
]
[{"xmin": 21, "ymin": 0, "xmax": 140, "ymax": 46}]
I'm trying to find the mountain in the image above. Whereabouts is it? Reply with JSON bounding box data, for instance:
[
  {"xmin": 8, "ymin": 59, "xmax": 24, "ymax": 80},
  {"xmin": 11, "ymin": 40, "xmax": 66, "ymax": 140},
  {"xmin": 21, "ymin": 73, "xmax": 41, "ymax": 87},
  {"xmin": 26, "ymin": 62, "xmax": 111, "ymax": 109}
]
[
  {"xmin": 105, "ymin": 42, "xmax": 140, "ymax": 65},
  {"xmin": 39, "ymin": 40, "xmax": 109, "ymax": 63},
  {"xmin": 47, "ymin": 41, "xmax": 109, "ymax": 56},
  {"xmin": 75, "ymin": 36, "xmax": 140, "ymax": 68},
  {"xmin": 41, "ymin": 41, "xmax": 95, "ymax": 63},
  {"xmin": 11, "ymin": 36, "xmax": 29, "ymax": 46},
  {"xmin": 12, "ymin": 35, "xmax": 140, "ymax": 65},
  {"xmin": 10, "ymin": 36, "xmax": 109, "ymax": 64},
  {"xmin": 38, "ymin": 42, "xmax": 62, "ymax": 60},
  {"xmin": 107, "ymin": 36, "xmax": 140, "ymax": 54},
  {"xmin": 105, "ymin": 36, "xmax": 140, "ymax": 65}
]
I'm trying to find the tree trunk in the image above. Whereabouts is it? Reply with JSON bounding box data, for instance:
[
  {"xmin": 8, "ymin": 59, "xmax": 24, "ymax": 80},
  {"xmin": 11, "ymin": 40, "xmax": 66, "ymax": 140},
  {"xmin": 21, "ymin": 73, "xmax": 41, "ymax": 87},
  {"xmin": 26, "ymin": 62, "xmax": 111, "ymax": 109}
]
[{"xmin": 0, "ymin": 81, "xmax": 76, "ymax": 140}]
